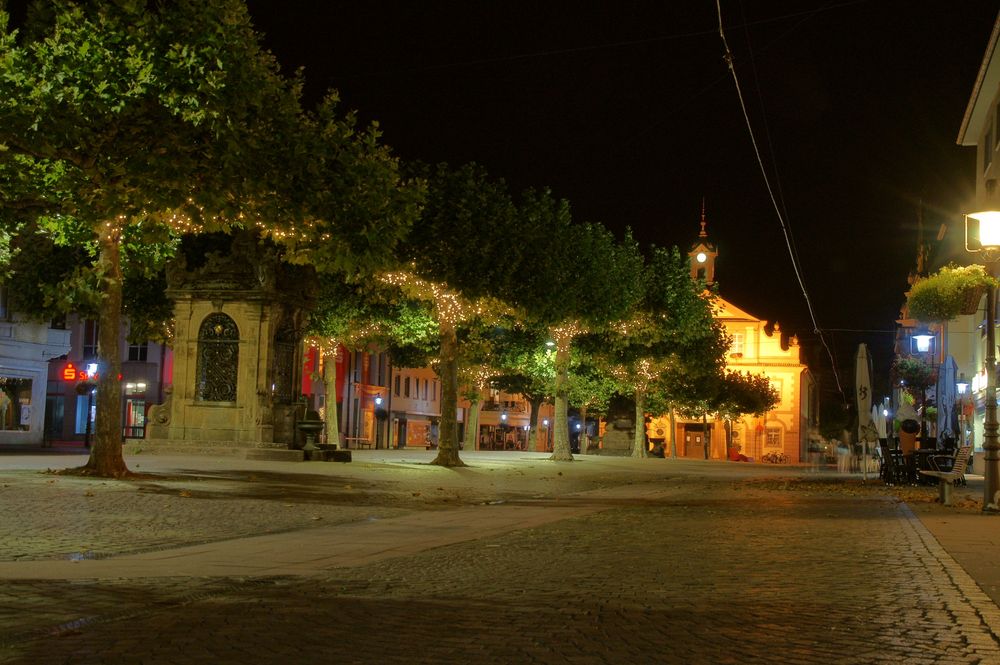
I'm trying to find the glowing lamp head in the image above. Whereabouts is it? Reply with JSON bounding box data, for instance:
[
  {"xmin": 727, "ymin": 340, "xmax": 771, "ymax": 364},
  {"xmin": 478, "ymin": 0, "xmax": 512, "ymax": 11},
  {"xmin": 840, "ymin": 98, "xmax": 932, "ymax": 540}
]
[
  {"xmin": 911, "ymin": 332, "xmax": 934, "ymax": 354},
  {"xmin": 374, "ymin": 394, "xmax": 383, "ymax": 406},
  {"xmin": 970, "ymin": 210, "xmax": 1000, "ymax": 248},
  {"xmin": 696, "ymin": 252, "xmax": 707, "ymax": 263},
  {"xmin": 500, "ymin": 412, "xmax": 508, "ymax": 422}
]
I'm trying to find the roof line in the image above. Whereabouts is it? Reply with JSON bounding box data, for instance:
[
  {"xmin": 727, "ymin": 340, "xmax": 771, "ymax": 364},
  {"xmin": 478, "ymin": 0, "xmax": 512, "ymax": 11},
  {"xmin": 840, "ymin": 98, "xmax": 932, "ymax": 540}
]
[{"xmin": 958, "ymin": 11, "xmax": 1000, "ymax": 145}]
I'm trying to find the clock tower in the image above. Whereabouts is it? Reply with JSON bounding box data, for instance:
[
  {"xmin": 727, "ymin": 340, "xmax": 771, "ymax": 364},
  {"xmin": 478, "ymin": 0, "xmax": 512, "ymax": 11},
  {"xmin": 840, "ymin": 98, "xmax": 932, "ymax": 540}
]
[{"xmin": 688, "ymin": 200, "xmax": 718, "ymax": 285}]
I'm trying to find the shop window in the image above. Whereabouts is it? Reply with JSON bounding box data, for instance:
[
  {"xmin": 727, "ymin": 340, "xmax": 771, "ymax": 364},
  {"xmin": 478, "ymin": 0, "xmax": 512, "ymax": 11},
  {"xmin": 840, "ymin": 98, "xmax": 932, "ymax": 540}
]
[
  {"xmin": 195, "ymin": 313, "xmax": 239, "ymax": 402},
  {"xmin": 0, "ymin": 377, "xmax": 32, "ymax": 431},
  {"xmin": 123, "ymin": 381, "xmax": 147, "ymax": 438},
  {"xmin": 75, "ymin": 391, "xmax": 95, "ymax": 434}
]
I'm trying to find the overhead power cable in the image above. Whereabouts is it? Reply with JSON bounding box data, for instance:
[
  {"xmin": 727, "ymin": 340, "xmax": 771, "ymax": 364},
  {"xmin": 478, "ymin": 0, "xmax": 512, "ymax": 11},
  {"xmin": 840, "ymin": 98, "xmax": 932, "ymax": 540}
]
[{"xmin": 715, "ymin": 0, "xmax": 847, "ymax": 402}]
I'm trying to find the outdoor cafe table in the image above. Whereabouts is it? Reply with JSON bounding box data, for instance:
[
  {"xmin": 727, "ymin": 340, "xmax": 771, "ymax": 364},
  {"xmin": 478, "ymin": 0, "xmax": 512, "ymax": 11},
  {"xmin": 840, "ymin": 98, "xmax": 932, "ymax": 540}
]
[{"xmin": 911, "ymin": 449, "xmax": 942, "ymax": 484}]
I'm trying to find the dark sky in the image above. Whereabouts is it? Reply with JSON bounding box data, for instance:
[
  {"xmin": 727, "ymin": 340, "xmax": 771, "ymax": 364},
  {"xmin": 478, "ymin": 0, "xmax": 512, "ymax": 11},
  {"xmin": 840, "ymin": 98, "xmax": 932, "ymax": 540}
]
[{"xmin": 247, "ymin": 1, "xmax": 996, "ymax": 398}]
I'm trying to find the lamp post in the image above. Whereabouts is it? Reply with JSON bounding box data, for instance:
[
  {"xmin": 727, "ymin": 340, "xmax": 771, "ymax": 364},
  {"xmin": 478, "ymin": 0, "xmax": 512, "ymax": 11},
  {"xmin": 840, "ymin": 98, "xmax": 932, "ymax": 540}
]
[
  {"xmin": 966, "ymin": 210, "xmax": 1000, "ymax": 511},
  {"xmin": 957, "ymin": 373, "xmax": 970, "ymax": 448}
]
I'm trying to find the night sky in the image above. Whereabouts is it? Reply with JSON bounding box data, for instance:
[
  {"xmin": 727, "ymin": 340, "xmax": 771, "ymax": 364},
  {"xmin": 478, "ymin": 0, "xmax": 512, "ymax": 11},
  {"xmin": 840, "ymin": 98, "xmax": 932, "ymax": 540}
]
[
  {"xmin": 7, "ymin": 2, "xmax": 995, "ymax": 400},
  {"xmin": 243, "ymin": 1, "xmax": 998, "ymax": 400}
]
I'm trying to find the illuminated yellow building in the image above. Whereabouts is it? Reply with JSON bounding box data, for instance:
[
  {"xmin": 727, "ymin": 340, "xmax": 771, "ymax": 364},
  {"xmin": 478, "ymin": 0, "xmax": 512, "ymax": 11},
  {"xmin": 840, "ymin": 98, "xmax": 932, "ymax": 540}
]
[{"xmin": 649, "ymin": 212, "xmax": 816, "ymax": 462}]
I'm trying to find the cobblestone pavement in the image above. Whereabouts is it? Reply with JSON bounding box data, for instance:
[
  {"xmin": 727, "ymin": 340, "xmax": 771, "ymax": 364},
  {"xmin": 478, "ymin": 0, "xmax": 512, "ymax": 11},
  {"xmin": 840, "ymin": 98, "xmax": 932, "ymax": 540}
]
[{"xmin": 2, "ymin": 454, "xmax": 1000, "ymax": 664}]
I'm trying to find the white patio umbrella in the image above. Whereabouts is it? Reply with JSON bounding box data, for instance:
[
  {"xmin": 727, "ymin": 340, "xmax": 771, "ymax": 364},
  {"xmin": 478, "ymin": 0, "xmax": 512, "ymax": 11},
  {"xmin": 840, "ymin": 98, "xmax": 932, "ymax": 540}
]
[
  {"xmin": 872, "ymin": 404, "xmax": 887, "ymax": 440},
  {"xmin": 855, "ymin": 344, "xmax": 873, "ymax": 481},
  {"xmin": 936, "ymin": 356, "xmax": 958, "ymax": 443}
]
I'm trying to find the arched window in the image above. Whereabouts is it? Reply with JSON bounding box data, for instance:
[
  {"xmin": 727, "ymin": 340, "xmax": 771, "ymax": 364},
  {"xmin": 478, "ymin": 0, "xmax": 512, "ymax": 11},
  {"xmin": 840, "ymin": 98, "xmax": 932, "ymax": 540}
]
[{"xmin": 196, "ymin": 313, "xmax": 239, "ymax": 402}]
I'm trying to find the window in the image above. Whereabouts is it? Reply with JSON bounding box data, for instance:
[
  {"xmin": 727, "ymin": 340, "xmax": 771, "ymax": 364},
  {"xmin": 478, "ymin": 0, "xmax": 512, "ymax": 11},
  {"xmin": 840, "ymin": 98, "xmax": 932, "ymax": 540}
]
[
  {"xmin": 0, "ymin": 377, "xmax": 32, "ymax": 431},
  {"xmin": 83, "ymin": 320, "xmax": 99, "ymax": 359},
  {"xmin": 404, "ymin": 376, "xmax": 410, "ymax": 398},
  {"xmin": 195, "ymin": 313, "xmax": 239, "ymax": 402},
  {"xmin": 127, "ymin": 341, "xmax": 149, "ymax": 362},
  {"xmin": 996, "ymin": 103, "xmax": 1000, "ymax": 149},
  {"xmin": 394, "ymin": 374, "xmax": 401, "ymax": 397},
  {"xmin": 423, "ymin": 379, "xmax": 428, "ymax": 400},
  {"xmin": 730, "ymin": 333, "xmax": 744, "ymax": 356},
  {"xmin": 432, "ymin": 380, "xmax": 438, "ymax": 402},
  {"xmin": 766, "ymin": 427, "xmax": 782, "ymax": 448},
  {"xmin": 986, "ymin": 120, "xmax": 995, "ymax": 173},
  {"xmin": 0, "ymin": 286, "xmax": 8, "ymax": 320}
]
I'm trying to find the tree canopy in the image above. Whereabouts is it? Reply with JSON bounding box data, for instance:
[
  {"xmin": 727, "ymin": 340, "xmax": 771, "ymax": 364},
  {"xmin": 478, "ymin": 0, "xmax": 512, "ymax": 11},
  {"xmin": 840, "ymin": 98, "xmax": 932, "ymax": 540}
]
[{"xmin": 0, "ymin": 0, "xmax": 418, "ymax": 476}]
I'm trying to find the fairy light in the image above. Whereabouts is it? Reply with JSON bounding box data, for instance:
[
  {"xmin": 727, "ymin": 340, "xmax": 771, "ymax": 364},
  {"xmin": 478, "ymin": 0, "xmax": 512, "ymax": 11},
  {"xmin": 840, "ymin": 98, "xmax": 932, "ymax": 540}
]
[{"xmin": 379, "ymin": 270, "xmax": 511, "ymax": 326}]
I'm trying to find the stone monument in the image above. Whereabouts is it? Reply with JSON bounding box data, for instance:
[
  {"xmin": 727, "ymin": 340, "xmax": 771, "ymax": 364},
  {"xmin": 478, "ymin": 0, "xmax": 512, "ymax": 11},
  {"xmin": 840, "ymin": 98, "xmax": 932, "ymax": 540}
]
[{"xmin": 145, "ymin": 232, "xmax": 312, "ymax": 455}]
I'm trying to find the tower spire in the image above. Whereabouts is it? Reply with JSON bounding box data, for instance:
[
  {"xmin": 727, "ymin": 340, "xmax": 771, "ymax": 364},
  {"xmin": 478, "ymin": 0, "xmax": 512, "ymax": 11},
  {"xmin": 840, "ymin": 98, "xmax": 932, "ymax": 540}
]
[{"xmin": 689, "ymin": 199, "xmax": 717, "ymax": 285}]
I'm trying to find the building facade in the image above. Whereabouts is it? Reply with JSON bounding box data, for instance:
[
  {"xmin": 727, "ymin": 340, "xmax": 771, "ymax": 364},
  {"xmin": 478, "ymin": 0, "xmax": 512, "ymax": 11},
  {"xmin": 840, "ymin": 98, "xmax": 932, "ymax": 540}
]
[
  {"xmin": 0, "ymin": 289, "xmax": 72, "ymax": 446},
  {"xmin": 45, "ymin": 316, "xmax": 169, "ymax": 445},
  {"xmin": 648, "ymin": 214, "xmax": 816, "ymax": 462}
]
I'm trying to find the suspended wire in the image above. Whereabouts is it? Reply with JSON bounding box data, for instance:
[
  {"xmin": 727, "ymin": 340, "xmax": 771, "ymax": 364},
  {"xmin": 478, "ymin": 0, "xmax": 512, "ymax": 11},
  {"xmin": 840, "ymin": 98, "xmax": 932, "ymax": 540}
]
[
  {"xmin": 332, "ymin": 0, "xmax": 872, "ymax": 80},
  {"xmin": 715, "ymin": 0, "xmax": 847, "ymax": 402}
]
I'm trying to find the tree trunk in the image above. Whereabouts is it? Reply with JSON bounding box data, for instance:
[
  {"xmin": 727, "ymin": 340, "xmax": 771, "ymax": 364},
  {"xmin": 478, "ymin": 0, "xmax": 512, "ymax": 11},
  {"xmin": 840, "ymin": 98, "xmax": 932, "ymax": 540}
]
[
  {"xmin": 323, "ymin": 349, "xmax": 341, "ymax": 449},
  {"xmin": 82, "ymin": 225, "xmax": 129, "ymax": 478},
  {"xmin": 669, "ymin": 406, "xmax": 678, "ymax": 458},
  {"xmin": 632, "ymin": 390, "xmax": 647, "ymax": 458},
  {"xmin": 526, "ymin": 395, "xmax": 543, "ymax": 452},
  {"xmin": 579, "ymin": 404, "xmax": 589, "ymax": 454},
  {"xmin": 431, "ymin": 320, "xmax": 465, "ymax": 466},
  {"xmin": 702, "ymin": 412, "xmax": 710, "ymax": 460},
  {"xmin": 549, "ymin": 337, "xmax": 573, "ymax": 461},
  {"xmin": 464, "ymin": 395, "xmax": 481, "ymax": 451}
]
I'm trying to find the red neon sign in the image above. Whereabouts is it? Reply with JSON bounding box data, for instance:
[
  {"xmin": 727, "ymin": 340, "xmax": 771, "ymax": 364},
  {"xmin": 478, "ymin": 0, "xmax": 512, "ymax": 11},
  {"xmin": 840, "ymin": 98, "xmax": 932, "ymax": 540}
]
[{"xmin": 62, "ymin": 362, "xmax": 78, "ymax": 381}]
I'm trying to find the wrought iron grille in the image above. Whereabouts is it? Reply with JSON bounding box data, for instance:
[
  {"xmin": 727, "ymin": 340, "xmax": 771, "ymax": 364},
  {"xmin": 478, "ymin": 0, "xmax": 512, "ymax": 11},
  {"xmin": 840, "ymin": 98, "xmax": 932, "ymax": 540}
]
[{"xmin": 196, "ymin": 314, "xmax": 239, "ymax": 402}]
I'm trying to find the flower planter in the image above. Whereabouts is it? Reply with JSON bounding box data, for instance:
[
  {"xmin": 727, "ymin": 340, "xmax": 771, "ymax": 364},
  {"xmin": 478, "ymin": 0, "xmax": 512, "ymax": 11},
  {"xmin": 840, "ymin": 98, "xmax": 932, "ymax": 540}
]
[{"xmin": 960, "ymin": 286, "xmax": 986, "ymax": 315}]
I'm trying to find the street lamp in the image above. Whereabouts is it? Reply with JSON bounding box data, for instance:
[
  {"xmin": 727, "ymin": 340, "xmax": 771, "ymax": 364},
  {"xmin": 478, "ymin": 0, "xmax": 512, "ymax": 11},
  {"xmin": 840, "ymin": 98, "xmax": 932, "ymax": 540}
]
[
  {"xmin": 911, "ymin": 330, "xmax": 935, "ymax": 355},
  {"xmin": 966, "ymin": 210, "xmax": 1000, "ymax": 511},
  {"xmin": 958, "ymin": 373, "xmax": 971, "ymax": 448}
]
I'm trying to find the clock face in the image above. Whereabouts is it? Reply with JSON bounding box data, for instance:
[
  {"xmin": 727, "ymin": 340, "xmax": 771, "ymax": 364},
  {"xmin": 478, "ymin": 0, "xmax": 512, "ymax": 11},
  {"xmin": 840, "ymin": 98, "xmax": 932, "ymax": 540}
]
[{"xmin": 696, "ymin": 252, "xmax": 707, "ymax": 263}]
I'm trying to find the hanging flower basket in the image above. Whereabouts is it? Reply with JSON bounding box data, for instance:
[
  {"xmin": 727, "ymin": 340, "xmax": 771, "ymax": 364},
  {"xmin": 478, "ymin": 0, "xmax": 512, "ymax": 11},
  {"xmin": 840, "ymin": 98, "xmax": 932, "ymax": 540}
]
[
  {"xmin": 907, "ymin": 264, "xmax": 997, "ymax": 322},
  {"xmin": 960, "ymin": 285, "xmax": 986, "ymax": 315}
]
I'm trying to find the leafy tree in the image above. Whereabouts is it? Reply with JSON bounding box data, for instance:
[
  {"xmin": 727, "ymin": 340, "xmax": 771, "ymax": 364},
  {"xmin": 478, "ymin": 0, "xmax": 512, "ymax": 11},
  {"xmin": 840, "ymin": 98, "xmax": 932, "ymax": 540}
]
[
  {"xmin": 587, "ymin": 247, "xmax": 727, "ymax": 458},
  {"xmin": 306, "ymin": 274, "xmax": 437, "ymax": 447},
  {"xmin": 566, "ymin": 352, "xmax": 619, "ymax": 453},
  {"xmin": 509, "ymin": 189, "xmax": 644, "ymax": 461},
  {"xmin": 490, "ymin": 326, "xmax": 556, "ymax": 452},
  {"xmin": 386, "ymin": 162, "xmax": 518, "ymax": 466},
  {"xmin": 0, "ymin": 1, "xmax": 415, "ymax": 476}
]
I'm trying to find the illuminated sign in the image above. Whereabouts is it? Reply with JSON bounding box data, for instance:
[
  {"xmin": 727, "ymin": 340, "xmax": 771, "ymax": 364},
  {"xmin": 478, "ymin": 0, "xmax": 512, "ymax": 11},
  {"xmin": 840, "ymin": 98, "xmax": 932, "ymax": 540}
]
[{"xmin": 61, "ymin": 362, "xmax": 78, "ymax": 381}]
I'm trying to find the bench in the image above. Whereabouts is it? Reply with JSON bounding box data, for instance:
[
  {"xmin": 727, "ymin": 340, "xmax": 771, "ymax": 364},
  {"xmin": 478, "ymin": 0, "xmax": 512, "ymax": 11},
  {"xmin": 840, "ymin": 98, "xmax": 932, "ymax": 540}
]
[
  {"xmin": 918, "ymin": 446, "xmax": 972, "ymax": 506},
  {"xmin": 342, "ymin": 437, "xmax": 373, "ymax": 450}
]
